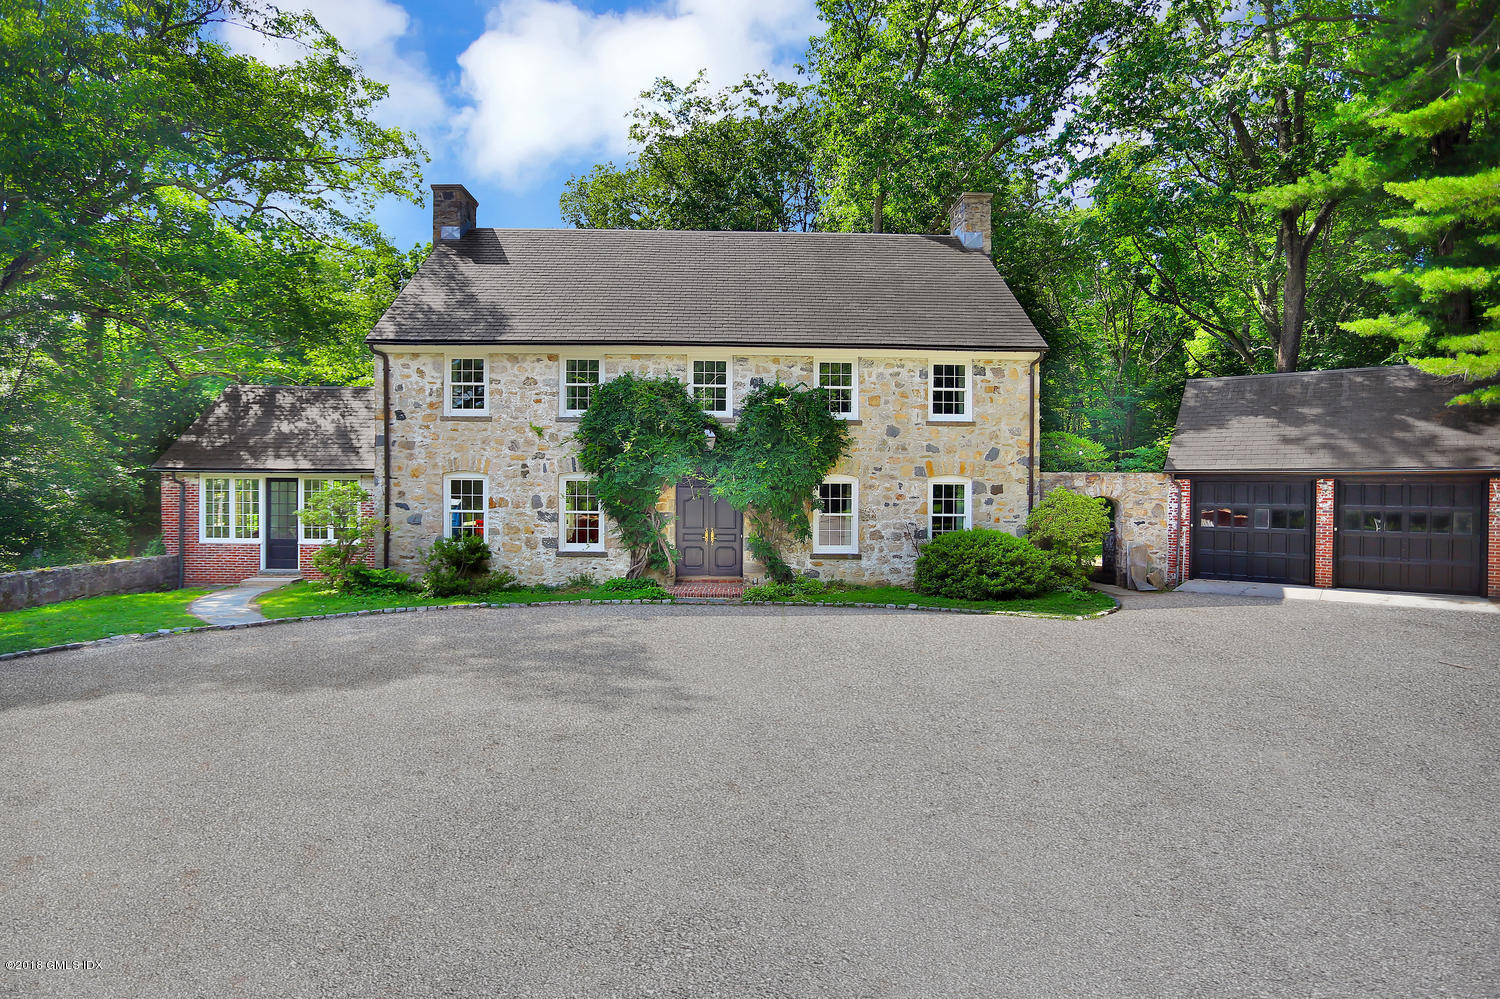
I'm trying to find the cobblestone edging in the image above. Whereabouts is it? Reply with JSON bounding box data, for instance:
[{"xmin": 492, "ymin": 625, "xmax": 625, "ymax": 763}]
[{"xmin": 0, "ymin": 594, "xmax": 1119, "ymax": 662}]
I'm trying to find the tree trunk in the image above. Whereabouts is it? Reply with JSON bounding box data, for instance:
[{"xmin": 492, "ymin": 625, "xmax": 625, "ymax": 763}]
[{"xmin": 1277, "ymin": 212, "xmax": 1308, "ymax": 373}]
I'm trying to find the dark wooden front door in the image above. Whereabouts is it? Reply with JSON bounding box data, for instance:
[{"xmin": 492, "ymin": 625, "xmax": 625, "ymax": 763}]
[
  {"xmin": 674, "ymin": 481, "xmax": 742, "ymax": 577},
  {"xmin": 1335, "ymin": 479, "xmax": 1485, "ymax": 595},
  {"xmin": 1191, "ymin": 478, "xmax": 1313, "ymax": 585},
  {"xmin": 266, "ymin": 478, "xmax": 299, "ymax": 569}
]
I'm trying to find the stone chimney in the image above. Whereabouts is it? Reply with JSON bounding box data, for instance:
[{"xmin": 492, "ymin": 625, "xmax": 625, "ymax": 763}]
[
  {"xmin": 432, "ymin": 183, "xmax": 479, "ymax": 244},
  {"xmin": 949, "ymin": 192, "xmax": 992, "ymax": 256}
]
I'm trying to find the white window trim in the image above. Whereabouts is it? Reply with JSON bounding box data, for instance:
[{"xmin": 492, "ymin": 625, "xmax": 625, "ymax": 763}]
[
  {"xmin": 443, "ymin": 355, "xmax": 490, "ymax": 417},
  {"xmin": 928, "ymin": 358, "xmax": 973, "ymax": 422},
  {"xmin": 559, "ymin": 474, "xmax": 606, "ymax": 553},
  {"xmin": 298, "ymin": 477, "xmax": 359, "ymax": 545},
  {"xmin": 813, "ymin": 475, "xmax": 859, "ymax": 554},
  {"xmin": 691, "ymin": 357, "xmax": 733, "ymax": 418},
  {"xmin": 928, "ymin": 476, "xmax": 972, "ymax": 538},
  {"xmin": 442, "ymin": 473, "xmax": 489, "ymax": 540},
  {"xmin": 559, "ymin": 356, "xmax": 602, "ymax": 417},
  {"xmin": 815, "ymin": 357, "xmax": 860, "ymax": 420},
  {"xmin": 198, "ymin": 475, "xmax": 263, "ymax": 544}
]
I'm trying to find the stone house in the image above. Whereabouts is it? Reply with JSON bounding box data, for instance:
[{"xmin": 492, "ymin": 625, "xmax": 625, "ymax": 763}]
[{"xmin": 156, "ymin": 184, "xmax": 1048, "ymax": 587}]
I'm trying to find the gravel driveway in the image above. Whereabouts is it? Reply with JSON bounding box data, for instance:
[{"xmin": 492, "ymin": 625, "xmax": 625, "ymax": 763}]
[{"xmin": 2, "ymin": 592, "xmax": 1497, "ymax": 998}]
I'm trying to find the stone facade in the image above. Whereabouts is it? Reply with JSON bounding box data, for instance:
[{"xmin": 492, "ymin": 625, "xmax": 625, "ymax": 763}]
[
  {"xmin": 0, "ymin": 555, "xmax": 180, "ymax": 612},
  {"xmin": 377, "ymin": 350, "xmax": 1041, "ymax": 585},
  {"xmin": 1038, "ymin": 471, "xmax": 1179, "ymax": 586}
]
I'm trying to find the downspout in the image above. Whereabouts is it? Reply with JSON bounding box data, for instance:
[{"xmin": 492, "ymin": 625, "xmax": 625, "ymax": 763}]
[
  {"xmin": 371, "ymin": 346, "xmax": 394, "ymax": 568},
  {"xmin": 1026, "ymin": 354, "xmax": 1043, "ymax": 513}
]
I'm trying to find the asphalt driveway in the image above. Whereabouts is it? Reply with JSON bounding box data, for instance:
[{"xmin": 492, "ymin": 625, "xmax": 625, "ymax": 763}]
[{"xmin": 2, "ymin": 592, "xmax": 1497, "ymax": 998}]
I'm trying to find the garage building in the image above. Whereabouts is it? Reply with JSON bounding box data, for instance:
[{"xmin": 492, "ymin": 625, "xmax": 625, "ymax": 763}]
[{"xmin": 1166, "ymin": 366, "xmax": 1499, "ymax": 597}]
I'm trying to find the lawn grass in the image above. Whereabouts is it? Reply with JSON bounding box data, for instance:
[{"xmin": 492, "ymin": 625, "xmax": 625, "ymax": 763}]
[
  {"xmin": 0, "ymin": 589, "xmax": 210, "ymax": 655},
  {"xmin": 255, "ymin": 579, "xmax": 672, "ymax": 619},
  {"xmin": 748, "ymin": 584, "xmax": 1117, "ymax": 616}
]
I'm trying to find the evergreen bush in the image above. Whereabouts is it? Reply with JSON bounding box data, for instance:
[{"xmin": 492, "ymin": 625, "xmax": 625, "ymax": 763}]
[{"xmin": 912, "ymin": 528, "xmax": 1056, "ymax": 600}]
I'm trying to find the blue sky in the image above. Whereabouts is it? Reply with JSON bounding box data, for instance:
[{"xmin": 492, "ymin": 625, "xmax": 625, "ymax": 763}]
[{"xmin": 228, "ymin": 0, "xmax": 822, "ymax": 248}]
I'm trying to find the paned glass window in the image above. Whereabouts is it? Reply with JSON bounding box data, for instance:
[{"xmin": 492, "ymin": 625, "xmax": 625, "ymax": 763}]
[
  {"xmin": 692, "ymin": 360, "xmax": 730, "ymax": 415},
  {"xmin": 564, "ymin": 359, "xmax": 600, "ymax": 414},
  {"xmin": 929, "ymin": 480, "xmax": 968, "ymax": 537},
  {"xmin": 814, "ymin": 480, "xmax": 857, "ymax": 553},
  {"xmin": 931, "ymin": 363, "xmax": 969, "ymax": 418},
  {"xmin": 204, "ymin": 478, "xmax": 232, "ymax": 539},
  {"xmin": 562, "ymin": 478, "xmax": 603, "ymax": 551},
  {"xmin": 449, "ymin": 358, "xmax": 486, "ymax": 412},
  {"xmin": 235, "ymin": 478, "xmax": 260, "ymax": 539},
  {"xmin": 448, "ymin": 477, "xmax": 486, "ymax": 538},
  {"xmin": 818, "ymin": 362, "xmax": 855, "ymax": 416}
]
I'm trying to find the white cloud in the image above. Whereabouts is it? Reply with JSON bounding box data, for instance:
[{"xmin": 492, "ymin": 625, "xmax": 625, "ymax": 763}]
[
  {"xmin": 457, "ymin": 0, "xmax": 819, "ymax": 189},
  {"xmin": 220, "ymin": 0, "xmax": 448, "ymax": 135}
]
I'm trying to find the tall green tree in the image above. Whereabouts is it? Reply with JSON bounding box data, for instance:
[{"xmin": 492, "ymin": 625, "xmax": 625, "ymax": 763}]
[
  {"xmin": 561, "ymin": 73, "xmax": 821, "ymax": 231},
  {"xmin": 1341, "ymin": 0, "xmax": 1500, "ymax": 404},
  {"xmin": 0, "ymin": 0, "xmax": 426, "ymax": 568}
]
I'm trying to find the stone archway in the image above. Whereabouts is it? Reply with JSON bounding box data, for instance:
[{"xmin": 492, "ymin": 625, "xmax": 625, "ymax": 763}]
[{"xmin": 1036, "ymin": 472, "xmax": 1176, "ymax": 588}]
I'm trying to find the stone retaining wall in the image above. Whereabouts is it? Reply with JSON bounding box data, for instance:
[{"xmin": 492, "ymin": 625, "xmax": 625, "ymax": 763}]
[
  {"xmin": 0, "ymin": 555, "xmax": 180, "ymax": 612},
  {"xmin": 1038, "ymin": 472, "xmax": 1178, "ymax": 587}
]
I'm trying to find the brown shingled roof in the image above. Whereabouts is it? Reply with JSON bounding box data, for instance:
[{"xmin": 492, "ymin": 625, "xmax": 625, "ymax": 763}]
[
  {"xmin": 152, "ymin": 385, "xmax": 374, "ymax": 473},
  {"xmin": 1166, "ymin": 366, "xmax": 1500, "ymax": 474},
  {"xmin": 367, "ymin": 228, "xmax": 1047, "ymax": 352}
]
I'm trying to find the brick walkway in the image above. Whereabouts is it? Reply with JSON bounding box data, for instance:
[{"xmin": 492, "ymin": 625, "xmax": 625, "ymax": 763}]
[{"xmin": 667, "ymin": 579, "xmax": 745, "ymax": 600}]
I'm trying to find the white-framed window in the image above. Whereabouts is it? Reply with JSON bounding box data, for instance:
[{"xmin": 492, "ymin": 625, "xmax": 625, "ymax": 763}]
[
  {"xmin": 560, "ymin": 475, "xmax": 605, "ymax": 553},
  {"xmin": 817, "ymin": 360, "xmax": 858, "ymax": 419},
  {"xmin": 929, "ymin": 360, "xmax": 971, "ymax": 421},
  {"xmin": 445, "ymin": 475, "xmax": 488, "ymax": 538},
  {"xmin": 234, "ymin": 478, "xmax": 261, "ymax": 540},
  {"xmin": 814, "ymin": 476, "xmax": 859, "ymax": 554},
  {"xmin": 200, "ymin": 476, "xmax": 261, "ymax": 542},
  {"xmin": 446, "ymin": 357, "xmax": 488, "ymax": 415},
  {"xmin": 928, "ymin": 477, "xmax": 970, "ymax": 538},
  {"xmin": 202, "ymin": 477, "xmax": 232, "ymax": 540},
  {"xmin": 691, "ymin": 359, "xmax": 731, "ymax": 417},
  {"xmin": 561, "ymin": 357, "xmax": 601, "ymax": 416},
  {"xmin": 299, "ymin": 478, "xmax": 358, "ymax": 543}
]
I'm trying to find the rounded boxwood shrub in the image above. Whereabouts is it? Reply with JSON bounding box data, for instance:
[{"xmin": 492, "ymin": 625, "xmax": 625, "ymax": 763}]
[{"xmin": 913, "ymin": 528, "xmax": 1057, "ymax": 601}]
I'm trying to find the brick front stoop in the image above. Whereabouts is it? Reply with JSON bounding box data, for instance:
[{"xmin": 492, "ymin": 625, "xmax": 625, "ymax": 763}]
[{"xmin": 667, "ymin": 580, "xmax": 745, "ymax": 600}]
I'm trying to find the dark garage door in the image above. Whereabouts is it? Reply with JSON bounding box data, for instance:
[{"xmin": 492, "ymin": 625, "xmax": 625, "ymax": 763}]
[
  {"xmin": 1336, "ymin": 480, "xmax": 1485, "ymax": 595},
  {"xmin": 1192, "ymin": 480, "xmax": 1312, "ymax": 584}
]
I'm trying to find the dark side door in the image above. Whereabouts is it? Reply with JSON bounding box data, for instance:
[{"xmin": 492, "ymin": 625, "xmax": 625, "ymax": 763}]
[
  {"xmin": 674, "ymin": 480, "xmax": 743, "ymax": 577},
  {"xmin": 266, "ymin": 478, "xmax": 299, "ymax": 569}
]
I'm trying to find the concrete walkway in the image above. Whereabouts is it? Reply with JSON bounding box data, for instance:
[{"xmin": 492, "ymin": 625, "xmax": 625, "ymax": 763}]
[
  {"xmin": 1177, "ymin": 578, "xmax": 1498, "ymax": 614},
  {"xmin": 187, "ymin": 576, "xmax": 299, "ymax": 625}
]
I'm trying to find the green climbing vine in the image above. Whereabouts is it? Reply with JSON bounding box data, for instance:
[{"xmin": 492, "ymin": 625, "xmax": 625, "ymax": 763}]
[
  {"xmin": 712, "ymin": 381, "xmax": 854, "ymax": 583},
  {"xmin": 574, "ymin": 373, "xmax": 716, "ymax": 576},
  {"xmin": 574, "ymin": 374, "xmax": 853, "ymax": 582}
]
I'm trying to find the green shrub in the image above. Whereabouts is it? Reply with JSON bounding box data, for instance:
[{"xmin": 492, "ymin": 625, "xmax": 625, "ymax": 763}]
[
  {"xmin": 597, "ymin": 576, "xmax": 665, "ymax": 593},
  {"xmin": 1040, "ymin": 431, "xmax": 1111, "ymax": 472},
  {"xmin": 342, "ymin": 564, "xmax": 417, "ymax": 592},
  {"xmin": 561, "ymin": 572, "xmax": 598, "ymax": 591},
  {"xmin": 299, "ymin": 481, "xmax": 382, "ymax": 591},
  {"xmin": 473, "ymin": 569, "xmax": 521, "ymax": 594},
  {"xmin": 141, "ymin": 536, "xmax": 166, "ymax": 557},
  {"xmin": 1025, "ymin": 488, "xmax": 1112, "ymax": 587},
  {"xmin": 420, "ymin": 535, "xmax": 494, "ymax": 596},
  {"xmin": 746, "ymin": 534, "xmax": 796, "ymax": 584},
  {"xmin": 913, "ymin": 528, "xmax": 1056, "ymax": 601},
  {"xmin": 744, "ymin": 576, "xmax": 828, "ymax": 602}
]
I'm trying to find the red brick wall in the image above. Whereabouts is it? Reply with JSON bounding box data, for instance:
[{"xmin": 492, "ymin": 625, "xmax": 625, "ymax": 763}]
[
  {"xmin": 1488, "ymin": 477, "xmax": 1499, "ymax": 598},
  {"xmin": 1166, "ymin": 478, "xmax": 1191, "ymax": 583},
  {"xmin": 160, "ymin": 475, "xmax": 377, "ymax": 586},
  {"xmin": 160, "ymin": 475, "xmax": 263, "ymax": 586},
  {"xmin": 1314, "ymin": 478, "xmax": 1336, "ymax": 588}
]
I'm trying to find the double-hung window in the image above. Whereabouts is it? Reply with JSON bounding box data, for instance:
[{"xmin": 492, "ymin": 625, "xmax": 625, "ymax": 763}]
[
  {"xmin": 929, "ymin": 361, "xmax": 971, "ymax": 421},
  {"xmin": 446, "ymin": 476, "xmax": 487, "ymax": 539},
  {"xmin": 928, "ymin": 478, "xmax": 970, "ymax": 538},
  {"xmin": 817, "ymin": 360, "xmax": 858, "ymax": 419},
  {"xmin": 201, "ymin": 477, "xmax": 261, "ymax": 542},
  {"xmin": 447, "ymin": 357, "xmax": 487, "ymax": 414},
  {"xmin": 692, "ymin": 359, "xmax": 731, "ymax": 417},
  {"xmin": 814, "ymin": 477, "xmax": 859, "ymax": 554},
  {"xmin": 560, "ymin": 476, "xmax": 605, "ymax": 553},
  {"xmin": 561, "ymin": 358, "xmax": 600, "ymax": 416}
]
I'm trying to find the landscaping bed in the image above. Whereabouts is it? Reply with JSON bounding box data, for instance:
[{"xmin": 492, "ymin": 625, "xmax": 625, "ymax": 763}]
[
  {"xmin": 0, "ymin": 589, "xmax": 209, "ymax": 655},
  {"xmin": 743, "ymin": 582, "xmax": 1117, "ymax": 617},
  {"xmin": 255, "ymin": 579, "xmax": 673, "ymax": 618}
]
